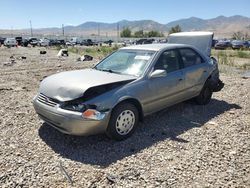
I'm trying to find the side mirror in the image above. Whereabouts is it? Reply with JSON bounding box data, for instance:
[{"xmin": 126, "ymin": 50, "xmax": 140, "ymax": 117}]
[{"xmin": 150, "ymin": 69, "xmax": 167, "ymax": 78}]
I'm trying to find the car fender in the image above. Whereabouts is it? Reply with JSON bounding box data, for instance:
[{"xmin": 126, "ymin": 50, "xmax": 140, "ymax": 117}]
[
  {"xmin": 84, "ymin": 82, "xmax": 135, "ymax": 111},
  {"xmin": 113, "ymin": 95, "xmax": 142, "ymax": 109},
  {"xmin": 85, "ymin": 82, "xmax": 143, "ymax": 114}
]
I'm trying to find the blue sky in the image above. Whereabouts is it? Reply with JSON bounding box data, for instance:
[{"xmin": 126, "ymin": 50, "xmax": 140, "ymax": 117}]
[{"xmin": 0, "ymin": 0, "xmax": 249, "ymax": 29}]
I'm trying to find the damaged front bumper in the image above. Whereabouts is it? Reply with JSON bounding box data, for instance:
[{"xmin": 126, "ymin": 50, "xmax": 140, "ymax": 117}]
[{"xmin": 33, "ymin": 95, "xmax": 111, "ymax": 136}]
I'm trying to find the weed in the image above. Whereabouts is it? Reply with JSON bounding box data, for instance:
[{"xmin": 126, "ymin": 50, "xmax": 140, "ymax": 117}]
[
  {"xmin": 68, "ymin": 47, "xmax": 79, "ymax": 54},
  {"xmin": 55, "ymin": 45, "xmax": 63, "ymax": 51},
  {"xmin": 216, "ymin": 51, "xmax": 233, "ymax": 66},
  {"xmin": 240, "ymin": 63, "xmax": 249, "ymax": 70},
  {"xmin": 237, "ymin": 51, "xmax": 249, "ymax": 58}
]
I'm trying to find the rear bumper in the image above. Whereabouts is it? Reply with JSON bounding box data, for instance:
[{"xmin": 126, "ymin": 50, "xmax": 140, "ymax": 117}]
[
  {"xmin": 33, "ymin": 96, "xmax": 110, "ymax": 136},
  {"xmin": 209, "ymin": 68, "xmax": 224, "ymax": 92},
  {"xmin": 211, "ymin": 78, "xmax": 224, "ymax": 92}
]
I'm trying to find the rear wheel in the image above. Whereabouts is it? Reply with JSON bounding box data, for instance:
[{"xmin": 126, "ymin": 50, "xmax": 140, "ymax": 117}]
[
  {"xmin": 195, "ymin": 83, "xmax": 212, "ymax": 105},
  {"xmin": 106, "ymin": 103, "xmax": 139, "ymax": 140}
]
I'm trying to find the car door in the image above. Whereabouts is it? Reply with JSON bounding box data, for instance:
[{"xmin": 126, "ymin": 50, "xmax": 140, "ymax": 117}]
[
  {"xmin": 144, "ymin": 49, "xmax": 185, "ymax": 114},
  {"xmin": 179, "ymin": 48, "xmax": 209, "ymax": 98}
]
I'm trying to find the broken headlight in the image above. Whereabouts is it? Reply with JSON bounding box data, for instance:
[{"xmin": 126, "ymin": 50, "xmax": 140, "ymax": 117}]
[
  {"xmin": 61, "ymin": 102, "xmax": 105, "ymax": 120},
  {"xmin": 61, "ymin": 103, "xmax": 86, "ymax": 112}
]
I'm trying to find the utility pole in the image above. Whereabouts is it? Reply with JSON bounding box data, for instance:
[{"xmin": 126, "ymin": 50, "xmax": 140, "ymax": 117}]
[
  {"xmin": 117, "ymin": 23, "xmax": 119, "ymax": 43},
  {"xmin": 98, "ymin": 23, "xmax": 100, "ymax": 37},
  {"xmin": 11, "ymin": 26, "xmax": 13, "ymax": 37},
  {"xmin": 29, "ymin": 20, "xmax": 33, "ymax": 37},
  {"xmin": 62, "ymin": 24, "xmax": 64, "ymax": 37}
]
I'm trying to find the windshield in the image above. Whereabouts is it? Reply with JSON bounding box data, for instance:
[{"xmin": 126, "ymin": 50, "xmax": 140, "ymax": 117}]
[{"xmin": 95, "ymin": 50, "xmax": 155, "ymax": 77}]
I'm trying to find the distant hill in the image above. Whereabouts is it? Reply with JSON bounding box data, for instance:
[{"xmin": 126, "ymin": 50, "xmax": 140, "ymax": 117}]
[
  {"xmin": 0, "ymin": 15, "xmax": 250, "ymax": 38},
  {"xmin": 166, "ymin": 17, "xmax": 207, "ymax": 31},
  {"xmin": 166, "ymin": 15, "xmax": 250, "ymax": 37},
  {"xmin": 63, "ymin": 20, "xmax": 167, "ymax": 34}
]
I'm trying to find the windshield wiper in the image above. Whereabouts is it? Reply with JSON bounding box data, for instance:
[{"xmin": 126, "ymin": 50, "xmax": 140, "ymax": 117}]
[
  {"xmin": 97, "ymin": 68, "xmax": 121, "ymax": 74},
  {"xmin": 101, "ymin": 69, "xmax": 114, "ymax": 73}
]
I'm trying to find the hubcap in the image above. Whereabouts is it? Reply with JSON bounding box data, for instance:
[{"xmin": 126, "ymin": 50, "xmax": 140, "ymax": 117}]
[{"xmin": 115, "ymin": 110, "xmax": 135, "ymax": 135}]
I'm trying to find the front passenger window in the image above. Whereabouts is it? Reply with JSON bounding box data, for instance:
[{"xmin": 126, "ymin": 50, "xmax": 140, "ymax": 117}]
[{"xmin": 154, "ymin": 50, "xmax": 180, "ymax": 73}]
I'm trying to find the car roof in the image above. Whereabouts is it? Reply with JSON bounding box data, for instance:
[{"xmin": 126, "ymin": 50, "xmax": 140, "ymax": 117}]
[{"xmin": 121, "ymin": 43, "xmax": 191, "ymax": 52}]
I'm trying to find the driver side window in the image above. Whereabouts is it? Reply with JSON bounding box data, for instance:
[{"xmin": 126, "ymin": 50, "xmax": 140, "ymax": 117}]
[{"xmin": 154, "ymin": 50, "xmax": 180, "ymax": 73}]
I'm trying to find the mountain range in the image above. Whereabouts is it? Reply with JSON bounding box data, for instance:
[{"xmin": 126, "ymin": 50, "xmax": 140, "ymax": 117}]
[{"xmin": 1, "ymin": 15, "xmax": 250, "ymax": 37}]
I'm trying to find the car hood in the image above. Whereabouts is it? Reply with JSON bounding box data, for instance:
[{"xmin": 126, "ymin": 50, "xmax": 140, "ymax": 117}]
[
  {"xmin": 39, "ymin": 68, "xmax": 136, "ymax": 101},
  {"xmin": 168, "ymin": 32, "xmax": 214, "ymax": 56}
]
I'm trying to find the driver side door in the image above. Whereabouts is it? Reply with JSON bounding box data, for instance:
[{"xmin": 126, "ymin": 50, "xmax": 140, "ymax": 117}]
[{"xmin": 144, "ymin": 49, "xmax": 185, "ymax": 114}]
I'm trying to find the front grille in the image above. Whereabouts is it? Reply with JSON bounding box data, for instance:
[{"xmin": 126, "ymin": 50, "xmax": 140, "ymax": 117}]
[{"xmin": 37, "ymin": 93, "xmax": 59, "ymax": 107}]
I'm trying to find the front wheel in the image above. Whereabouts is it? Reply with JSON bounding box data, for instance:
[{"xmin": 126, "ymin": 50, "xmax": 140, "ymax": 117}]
[
  {"xmin": 106, "ymin": 103, "xmax": 139, "ymax": 140},
  {"xmin": 195, "ymin": 84, "xmax": 213, "ymax": 105}
]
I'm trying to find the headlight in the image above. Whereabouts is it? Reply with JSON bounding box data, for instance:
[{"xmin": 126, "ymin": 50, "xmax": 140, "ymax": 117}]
[
  {"xmin": 61, "ymin": 102, "xmax": 105, "ymax": 120},
  {"xmin": 61, "ymin": 103, "xmax": 86, "ymax": 112}
]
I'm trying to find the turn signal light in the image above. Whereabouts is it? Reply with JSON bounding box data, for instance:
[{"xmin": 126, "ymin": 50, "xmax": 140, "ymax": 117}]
[{"xmin": 82, "ymin": 109, "xmax": 105, "ymax": 120}]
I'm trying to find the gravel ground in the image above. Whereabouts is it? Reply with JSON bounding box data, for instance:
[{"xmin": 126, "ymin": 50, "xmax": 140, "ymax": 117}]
[{"xmin": 0, "ymin": 46, "xmax": 249, "ymax": 187}]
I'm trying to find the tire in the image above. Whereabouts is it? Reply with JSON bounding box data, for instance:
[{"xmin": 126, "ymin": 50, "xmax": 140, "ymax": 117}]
[
  {"xmin": 195, "ymin": 82, "xmax": 213, "ymax": 105},
  {"xmin": 106, "ymin": 103, "xmax": 139, "ymax": 140}
]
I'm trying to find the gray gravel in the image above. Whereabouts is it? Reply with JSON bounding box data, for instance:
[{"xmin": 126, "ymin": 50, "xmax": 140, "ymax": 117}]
[{"xmin": 0, "ymin": 46, "xmax": 249, "ymax": 187}]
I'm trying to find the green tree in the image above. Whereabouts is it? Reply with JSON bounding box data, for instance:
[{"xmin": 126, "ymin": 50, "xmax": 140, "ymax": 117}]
[
  {"xmin": 134, "ymin": 30, "xmax": 144, "ymax": 38},
  {"xmin": 120, "ymin": 27, "xmax": 132, "ymax": 38},
  {"xmin": 168, "ymin": 25, "xmax": 182, "ymax": 35},
  {"xmin": 147, "ymin": 30, "xmax": 164, "ymax": 37}
]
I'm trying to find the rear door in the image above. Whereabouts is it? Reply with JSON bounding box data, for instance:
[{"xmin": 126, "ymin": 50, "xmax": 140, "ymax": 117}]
[{"xmin": 178, "ymin": 48, "xmax": 209, "ymax": 98}]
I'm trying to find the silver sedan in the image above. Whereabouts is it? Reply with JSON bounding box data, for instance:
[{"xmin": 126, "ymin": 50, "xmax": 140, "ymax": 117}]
[{"xmin": 33, "ymin": 33, "xmax": 224, "ymax": 140}]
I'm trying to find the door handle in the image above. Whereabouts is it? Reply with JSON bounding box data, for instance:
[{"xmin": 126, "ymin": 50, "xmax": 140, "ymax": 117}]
[
  {"xmin": 179, "ymin": 78, "xmax": 183, "ymax": 81},
  {"xmin": 203, "ymin": 70, "xmax": 207, "ymax": 73}
]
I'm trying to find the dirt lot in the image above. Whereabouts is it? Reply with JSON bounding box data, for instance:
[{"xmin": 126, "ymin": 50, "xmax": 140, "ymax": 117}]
[{"xmin": 0, "ymin": 46, "xmax": 249, "ymax": 187}]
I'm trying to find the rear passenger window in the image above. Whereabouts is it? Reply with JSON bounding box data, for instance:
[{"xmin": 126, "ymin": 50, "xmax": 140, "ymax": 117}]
[
  {"xmin": 179, "ymin": 48, "xmax": 204, "ymax": 67},
  {"xmin": 154, "ymin": 50, "xmax": 180, "ymax": 73}
]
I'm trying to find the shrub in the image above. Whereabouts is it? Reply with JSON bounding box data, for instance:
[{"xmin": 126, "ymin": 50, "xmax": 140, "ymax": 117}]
[
  {"xmin": 237, "ymin": 51, "xmax": 249, "ymax": 58},
  {"xmin": 68, "ymin": 47, "xmax": 79, "ymax": 54},
  {"xmin": 216, "ymin": 51, "xmax": 234, "ymax": 66},
  {"xmin": 120, "ymin": 27, "xmax": 132, "ymax": 38}
]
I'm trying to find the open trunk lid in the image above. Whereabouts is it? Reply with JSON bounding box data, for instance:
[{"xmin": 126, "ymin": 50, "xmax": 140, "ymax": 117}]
[{"xmin": 168, "ymin": 31, "xmax": 214, "ymax": 57}]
